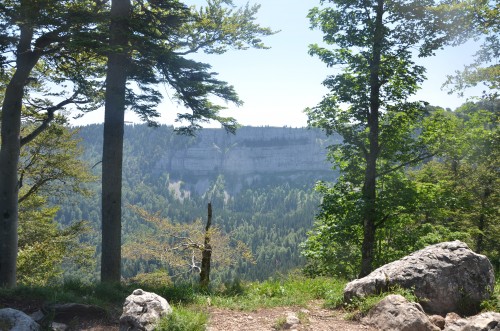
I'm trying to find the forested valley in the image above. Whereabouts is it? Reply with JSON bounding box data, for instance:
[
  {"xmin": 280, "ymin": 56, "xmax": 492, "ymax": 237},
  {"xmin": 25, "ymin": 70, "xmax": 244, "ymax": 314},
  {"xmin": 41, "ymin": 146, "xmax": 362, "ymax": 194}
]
[{"xmin": 55, "ymin": 125, "xmax": 338, "ymax": 282}]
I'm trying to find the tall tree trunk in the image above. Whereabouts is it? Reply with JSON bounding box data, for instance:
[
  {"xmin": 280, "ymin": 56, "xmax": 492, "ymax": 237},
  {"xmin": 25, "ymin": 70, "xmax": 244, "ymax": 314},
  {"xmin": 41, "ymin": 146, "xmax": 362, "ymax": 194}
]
[
  {"xmin": 0, "ymin": 21, "xmax": 39, "ymax": 287},
  {"xmin": 200, "ymin": 203, "xmax": 213, "ymax": 289},
  {"xmin": 359, "ymin": 0, "xmax": 384, "ymax": 278},
  {"xmin": 101, "ymin": 0, "xmax": 130, "ymax": 283}
]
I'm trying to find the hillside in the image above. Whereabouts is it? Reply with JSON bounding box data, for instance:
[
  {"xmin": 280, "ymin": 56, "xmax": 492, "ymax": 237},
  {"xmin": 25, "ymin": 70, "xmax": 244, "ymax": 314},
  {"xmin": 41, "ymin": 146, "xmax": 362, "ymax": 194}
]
[{"xmin": 57, "ymin": 125, "xmax": 340, "ymax": 281}]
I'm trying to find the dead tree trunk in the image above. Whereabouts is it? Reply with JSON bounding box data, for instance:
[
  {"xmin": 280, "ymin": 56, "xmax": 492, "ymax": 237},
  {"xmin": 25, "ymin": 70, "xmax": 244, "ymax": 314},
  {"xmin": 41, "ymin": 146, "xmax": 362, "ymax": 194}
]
[{"xmin": 200, "ymin": 202, "xmax": 212, "ymax": 289}]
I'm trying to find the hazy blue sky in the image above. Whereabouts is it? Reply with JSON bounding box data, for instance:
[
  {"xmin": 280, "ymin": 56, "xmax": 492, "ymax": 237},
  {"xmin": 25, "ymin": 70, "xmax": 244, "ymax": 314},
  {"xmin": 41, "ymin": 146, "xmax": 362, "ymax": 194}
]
[{"xmin": 74, "ymin": 0, "xmax": 482, "ymax": 127}]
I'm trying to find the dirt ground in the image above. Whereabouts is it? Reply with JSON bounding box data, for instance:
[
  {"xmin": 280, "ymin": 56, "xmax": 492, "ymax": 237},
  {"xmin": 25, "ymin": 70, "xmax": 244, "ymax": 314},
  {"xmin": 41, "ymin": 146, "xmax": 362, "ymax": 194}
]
[
  {"xmin": 1, "ymin": 298, "xmax": 376, "ymax": 330},
  {"xmin": 205, "ymin": 300, "xmax": 376, "ymax": 331}
]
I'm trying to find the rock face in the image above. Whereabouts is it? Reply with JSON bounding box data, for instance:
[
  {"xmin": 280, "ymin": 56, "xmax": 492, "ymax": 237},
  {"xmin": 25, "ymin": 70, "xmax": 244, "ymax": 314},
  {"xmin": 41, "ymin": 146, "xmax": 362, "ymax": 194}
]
[
  {"xmin": 362, "ymin": 294, "xmax": 440, "ymax": 331},
  {"xmin": 0, "ymin": 308, "xmax": 40, "ymax": 331},
  {"xmin": 119, "ymin": 289, "xmax": 172, "ymax": 331},
  {"xmin": 149, "ymin": 126, "xmax": 339, "ymax": 193},
  {"xmin": 444, "ymin": 312, "xmax": 500, "ymax": 331},
  {"xmin": 344, "ymin": 241, "xmax": 495, "ymax": 315},
  {"xmin": 158, "ymin": 127, "xmax": 339, "ymax": 175}
]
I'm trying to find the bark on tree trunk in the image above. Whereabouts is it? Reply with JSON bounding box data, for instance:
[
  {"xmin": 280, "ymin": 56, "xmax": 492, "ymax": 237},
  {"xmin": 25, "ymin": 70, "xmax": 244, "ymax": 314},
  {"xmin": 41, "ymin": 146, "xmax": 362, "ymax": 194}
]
[
  {"xmin": 359, "ymin": 0, "xmax": 384, "ymax": 278},
  {"xmin": 0, "ymin": 22, "xmax": 39, "ymax": 287},
  {"xmin": 200, "ymin": 203, "xmax": 213, "ymax": 289},
  {"xmin": 0, "ymin": 75, "xmax": 24, "ymax": 288},
  {"xmin": 101, "ymin": 0, "xmax": 130, "ymax": 283}
]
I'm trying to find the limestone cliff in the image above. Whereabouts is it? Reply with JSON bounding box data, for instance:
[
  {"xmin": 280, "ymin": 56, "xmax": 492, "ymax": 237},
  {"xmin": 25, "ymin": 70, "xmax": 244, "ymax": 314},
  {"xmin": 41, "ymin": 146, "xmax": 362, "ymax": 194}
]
[{"xmin": 151, "ymin": 126, "xmax": 340, "ymax": 193}]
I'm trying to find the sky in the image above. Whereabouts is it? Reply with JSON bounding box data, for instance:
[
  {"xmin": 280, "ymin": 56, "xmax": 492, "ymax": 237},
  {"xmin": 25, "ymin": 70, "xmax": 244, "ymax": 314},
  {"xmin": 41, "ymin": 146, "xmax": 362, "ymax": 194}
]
[{"xmin": 73, "ymin": 0, "xmax": 482, "ymax": 128}]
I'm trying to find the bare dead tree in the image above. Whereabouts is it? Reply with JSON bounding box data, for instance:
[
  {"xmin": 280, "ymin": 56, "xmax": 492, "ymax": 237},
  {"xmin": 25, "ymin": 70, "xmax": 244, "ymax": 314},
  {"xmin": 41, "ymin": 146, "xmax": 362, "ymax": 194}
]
[{"xmin": 199, "ymin": 202, "xmax": 212, "ymax": 289}]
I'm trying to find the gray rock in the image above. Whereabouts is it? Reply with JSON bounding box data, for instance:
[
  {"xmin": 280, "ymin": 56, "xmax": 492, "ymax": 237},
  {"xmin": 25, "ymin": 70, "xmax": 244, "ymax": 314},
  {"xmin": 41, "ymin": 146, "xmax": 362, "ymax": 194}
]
[
  {"xmin": 444, "ymin": 312, "xmax": 500, "ymax": 331},
  {"xmin": 429, "ymin": 314, "xmax": 446, "ymax": 330},
  {"xmin": 0, "ymin": 308, "xmax": 40, "ymax": 331},
  {"xmin": 119, "ymin": 289, "xmax": 172, "ymax": 331},
  {"xmin": 344, "ymin": 241, "xmax": 495, "ymax": 315},
  {"xmin": 362, "ymin": 294, "xmax": 440, "ymax": 331},
  {"xmin": 445, "ymin": 313, "xmax": 468, "ymax": 331},
  {"xmin": 284, "ymin": 312, "xmax": 300, "ymax": 329},
  {"xmin": 50, "ymin": 322, "xmax": 69, "ymax": 331}
]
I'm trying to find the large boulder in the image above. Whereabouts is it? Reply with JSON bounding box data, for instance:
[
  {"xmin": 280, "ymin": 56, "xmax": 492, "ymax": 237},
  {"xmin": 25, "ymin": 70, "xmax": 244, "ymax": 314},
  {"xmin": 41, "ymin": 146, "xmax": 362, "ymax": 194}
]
[
  {"xmin": 119, "ymin": 289, "xmax": 172, "ymax": 331},
  {"xmin": 362, "ymin": 294, "xmax": 440, "ymax": 331},
  {"xmin": 344, "ymin": 241, "xmax": 495, "ymax": 315},
  {"xmin": 0, "ymin": 308, "xmax": 40, "ymax": 331}
]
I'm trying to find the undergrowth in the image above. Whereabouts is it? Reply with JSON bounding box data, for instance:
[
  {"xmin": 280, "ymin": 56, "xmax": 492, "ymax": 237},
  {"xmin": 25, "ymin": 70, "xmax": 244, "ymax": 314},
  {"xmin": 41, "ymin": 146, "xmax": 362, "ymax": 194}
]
[
  {"xmin": 481, "ymin": 278, "xmax": 500, "ymax": 313},
  {"xmin": 155, "ymin": 306, "xmax": 207, "ymax": 331},
  {"xmin": 198, "ymin": 273, "xmax": 346, "ymax": 310},
  {"xmin": 0, "ymin": 273, "xmax": 347, "ymax": 331},
  {"xmin": 1, "ymin": 272, "xmax": 497, "ymax": 330}
]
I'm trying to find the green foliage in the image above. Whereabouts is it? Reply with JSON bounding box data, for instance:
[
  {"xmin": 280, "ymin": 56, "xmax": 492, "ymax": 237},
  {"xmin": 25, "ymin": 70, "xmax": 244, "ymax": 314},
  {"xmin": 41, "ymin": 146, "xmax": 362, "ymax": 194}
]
[
  {"xmin": 156, "ymin": 283, "xmax": 198, "ymax": 306},
  {"xmin": 443, "ymin": 1, "xmax": 499, "ymax": 100},
  {"xmin": 480, "ymin": 278, "xmax": 500, "ymax": 313},
  {"xmin": 156, "ymin": 307, "xmax": 208, "ymax": 331},
  {"xmin": 19, "ymin": 123, "xmax": 95, "ymax": 202},
  {"xmin": 101, "ymin": 0, "xmax": 276, "ymax": 131},
  {"xmin": 0, "ymin": 279, "xmax": 132, "ymax": 310},
  {"xmin": 203, "ymin": 273, "xmax": 345, "ymax": 311},
  {"xmin": 273, "ymin": 316, "xmax": 287, "ymax": 330},
  {"xmin": 301, "ymin": 173, "xmax": 426, "ymax": 278},
  {"xmin": 303, "ymin": 100, "xmax": 499, "ymax": 277},
  {"xmin": 129, "ymin": 270, "xmax": 173, "ymax": 289},
  {"xmin": 0, "ymin": 0, "xmax": 107, "ymax": 114},
  {"xmin": 16, "ymin": 121, "xmax": 96, "ymax": 286},
  {"xmin": 123, "ymin": 205, "xmax": 255, "ymax": 283},
  {"xmin": 304, "ymin": 0, "xmax": 470, "ymax": 277},
  {"xmin": 301, "ymin": 179, "xmax": 363, "ymax": 279},
  {"xmin": 411, "ymin": 103, "xmax": 499, "ymax": 271}
]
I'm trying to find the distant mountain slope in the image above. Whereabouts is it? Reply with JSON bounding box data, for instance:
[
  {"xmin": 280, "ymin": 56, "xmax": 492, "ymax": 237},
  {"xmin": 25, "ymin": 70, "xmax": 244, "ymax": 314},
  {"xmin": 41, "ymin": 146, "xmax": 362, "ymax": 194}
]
[
  {"xmin": 63, "ymin": 124, "xmax": 340, "ymax": 281},
  {"xmin": 77, "ymin": 124, "xmax": 340, "ymax": 192},
  {"xmin": 148, "ymin": 126, "xmax": 340, "ymax": 193}
]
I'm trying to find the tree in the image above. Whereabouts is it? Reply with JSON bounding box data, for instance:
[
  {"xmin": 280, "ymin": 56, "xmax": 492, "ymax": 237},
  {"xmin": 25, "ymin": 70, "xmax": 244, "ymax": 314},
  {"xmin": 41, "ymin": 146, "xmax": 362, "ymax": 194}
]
[
  {"xmin": 0, "ymin": 0, "xmax": 105, "ymax": 287},
  {"xmin": 199, "ymin": 203, "xmax": 213, "ymax": 289},
  {"xmin": 305, "ymin": 0, "xmax": 476, "ymax": 277},
  {"xmin": 411, "ymin": 102, "xmax": 499, "ymax": 270},
  {"xmin": 123, "ymin": 204, "xmax": 254, "ymax": 284},
  {"xmin": 101, "ymin": 0, "xmax": 131, "ymax": 284},
  {"xmin": 100, "ymin": 0, "xmax": 274, "ymax": 283},
  {"xmin": 444, "ymin": 1, "xmax": 499, "ymax": 100},
  {"xmin": 13, "ymin": 115, "xmax": 96, "ymax": 285}
]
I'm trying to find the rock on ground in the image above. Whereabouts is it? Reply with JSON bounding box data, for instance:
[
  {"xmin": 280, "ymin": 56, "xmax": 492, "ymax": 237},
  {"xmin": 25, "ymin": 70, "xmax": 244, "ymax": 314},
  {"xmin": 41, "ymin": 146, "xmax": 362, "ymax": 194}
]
[
  {"xmin": 344, "ymin": 241, "xmax": 495, "ymax": 315},
  {"xmin": 444, "ymin": 312, "xmax": 500, "ymax": 331},
  {"xmin": 119, "ymin": 289, "xmax": 172, "ymax": 331},
  {"xmin": 362, "ymin": 294, "xmax": 440, "ymax": 331},
  {"xmin": 0, "ymin": 308, "xmax": 40, "ymax": 331}
]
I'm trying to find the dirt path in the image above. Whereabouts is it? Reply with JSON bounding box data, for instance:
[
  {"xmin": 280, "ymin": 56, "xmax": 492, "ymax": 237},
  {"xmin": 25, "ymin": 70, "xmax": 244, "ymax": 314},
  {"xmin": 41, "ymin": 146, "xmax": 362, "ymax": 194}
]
[
  {"xmin": 1, "ymin": 297, "xmax": 375, "ymax": 330},
  {"xmin": 206, "ymin": 300, "xmax": 376, "ymax": 331}
]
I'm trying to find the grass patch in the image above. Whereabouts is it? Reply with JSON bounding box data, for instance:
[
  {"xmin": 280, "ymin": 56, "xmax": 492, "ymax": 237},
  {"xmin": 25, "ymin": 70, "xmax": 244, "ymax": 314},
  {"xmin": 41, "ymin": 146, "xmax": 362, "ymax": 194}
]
[
  {"xmin": 201, "ymin": 273, "xmax": 346, "ymax": 311},
  {"xmin": 0, "ymin": 279, "xmax": 134, "ymax": 312},
  {"xmin": 272, "ymin": 315, "xmax": 287, "ymax": 330},
  {"xmin": 481, "ymin": 278, "xmax": 500, "ymax": 313},
  {"xmin": 156, "ymin": 306, "xmax": 208, "ymax": 331}
]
